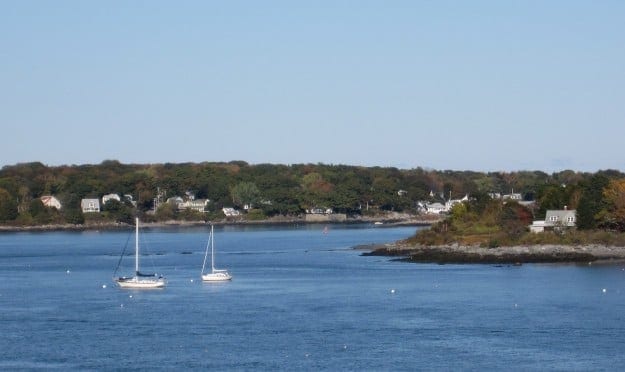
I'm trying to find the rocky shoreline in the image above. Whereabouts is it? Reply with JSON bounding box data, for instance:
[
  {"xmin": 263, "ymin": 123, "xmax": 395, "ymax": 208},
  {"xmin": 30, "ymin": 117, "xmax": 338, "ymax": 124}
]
[{"xmin": 361, "ymin": 242, "xmax": 625, "ymax": 264}]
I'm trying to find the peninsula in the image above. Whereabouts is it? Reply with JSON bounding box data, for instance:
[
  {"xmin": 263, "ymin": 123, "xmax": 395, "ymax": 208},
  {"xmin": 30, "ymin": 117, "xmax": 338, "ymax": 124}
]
[{"xmin": 362, "ymin": 242, "xmax": 625, "ymax": 264}]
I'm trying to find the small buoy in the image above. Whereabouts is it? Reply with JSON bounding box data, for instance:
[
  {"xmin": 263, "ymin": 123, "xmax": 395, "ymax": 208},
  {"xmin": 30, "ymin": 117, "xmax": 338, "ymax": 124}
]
[
  {"xmin": 129, "ymin": 295, "xmax": 133, "ymax": 298},
  {"xmin": 343, "ymin": 344, "xmax": 347, "ymax": 350},
  {"xmin": 102, "ymin": 284, "xmax": 107, "ymax": 289},
  {"xmin": 66, "ymin": 270, "xmax": 71, "ymax": 274},
  {"xmin": 514, "ymin": 303, "xmax": 518, "ymax": 308},
  {"xmin": 390, "ymin": 289, "xmax": 395, "ymax": 294},
  {"xmin": 190, "ymin": 279, "xmax": 194, "ymax": 283},
  {"xmin": 120, "ymin": 304, "xmax": 124, "ymax": 308},
  {"xmin": 602, "ymin": 288, "xmax": 607, "ymax": 293}
]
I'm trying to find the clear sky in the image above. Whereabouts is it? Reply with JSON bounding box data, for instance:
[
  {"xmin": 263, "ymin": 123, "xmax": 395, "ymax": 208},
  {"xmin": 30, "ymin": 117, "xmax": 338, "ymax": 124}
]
[{"xmin": 1, "ymin": 1, "xmax": 624, "ymax": 172}]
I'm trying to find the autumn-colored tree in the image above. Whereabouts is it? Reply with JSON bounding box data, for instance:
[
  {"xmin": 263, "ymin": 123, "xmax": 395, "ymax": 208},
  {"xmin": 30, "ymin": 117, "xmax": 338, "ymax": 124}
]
[{"xmin": 596, "ymin": 178, "xmax": 625, "ymax": 231}]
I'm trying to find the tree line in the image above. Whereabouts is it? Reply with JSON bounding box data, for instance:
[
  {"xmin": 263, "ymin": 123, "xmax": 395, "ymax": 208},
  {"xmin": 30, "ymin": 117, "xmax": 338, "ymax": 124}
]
[{"xmin": 0, "ymin": 160, "xmax": 624, "ymax": 229}]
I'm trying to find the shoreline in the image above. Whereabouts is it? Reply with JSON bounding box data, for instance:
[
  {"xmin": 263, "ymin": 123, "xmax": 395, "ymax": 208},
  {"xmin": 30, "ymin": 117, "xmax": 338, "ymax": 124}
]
[
  {"xmin": 361, "ymin": 242, "xmax": 625, "ymax": 264},
  {"xmin": 0, "ymin": 216, "xmax": 435, "ymax": 233}
]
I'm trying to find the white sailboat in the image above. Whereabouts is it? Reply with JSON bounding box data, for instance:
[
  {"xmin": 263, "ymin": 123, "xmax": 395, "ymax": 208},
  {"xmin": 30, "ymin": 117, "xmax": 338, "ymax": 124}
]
[
  {"xmin": 201, "ymin": 224, "xmax": 232, "ymax": 282},
  {"xmin": 114, "ymin": 217, "xmax": 166, "ymax": 289}
]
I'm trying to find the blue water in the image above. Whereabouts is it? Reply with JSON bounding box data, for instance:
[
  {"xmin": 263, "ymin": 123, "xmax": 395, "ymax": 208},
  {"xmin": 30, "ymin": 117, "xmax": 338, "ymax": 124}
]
[{"xmin": 1, "ymin": 224, "xmax": 625, "ymax": 370}]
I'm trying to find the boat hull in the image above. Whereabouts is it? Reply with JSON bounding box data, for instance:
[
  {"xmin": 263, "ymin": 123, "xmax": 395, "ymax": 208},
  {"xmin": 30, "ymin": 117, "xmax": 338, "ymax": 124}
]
[
  {"xmin": 201, "ymin": 272, "xmax": 232, "ymax": 282},
  {"xmin": 115, "ymin": 277, "xmax": 166, "ymax": 289}
]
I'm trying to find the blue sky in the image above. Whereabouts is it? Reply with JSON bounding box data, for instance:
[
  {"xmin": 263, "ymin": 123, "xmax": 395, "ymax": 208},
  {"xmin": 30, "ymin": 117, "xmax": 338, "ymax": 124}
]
[{"xmin": 1, "ymin": 1, "xmax": 624, "ymax": 172}]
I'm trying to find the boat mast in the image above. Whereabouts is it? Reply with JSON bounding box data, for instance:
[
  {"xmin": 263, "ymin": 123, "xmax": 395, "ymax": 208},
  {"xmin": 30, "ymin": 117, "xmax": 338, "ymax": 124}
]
[
  {"xmin": 135, "ymin": 217, "xmax": 139, "ymax": 274},
  {"xmin": 211, "ymin": 224, "xmax": 215, "ymax": 272}
]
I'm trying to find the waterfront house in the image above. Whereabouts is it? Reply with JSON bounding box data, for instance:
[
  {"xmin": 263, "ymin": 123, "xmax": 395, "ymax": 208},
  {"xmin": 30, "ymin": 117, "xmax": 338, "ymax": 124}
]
[
  {"xmin": 222, "ymin": 207, "xmax": 240, "ymax": 217},
  {"xmin": 179, "ymin": 199, "xmax": 210, "ymax": 213},
  {"xmin": 166, "ymin": 196, "xmax": 184, "ymax": 208},
  {"xmin": 424, "ymin": 202, "xmax": 446, "ymax": 214},
  {"xmin": 102, "ymin": 193, "xmax": 121, "ymax": 205},
  {"xmin": 81, "ymin": 198, "xmax": 101, "ymax": 213},
  {"xmin": 41, "ymin": 195, "xmax": 62, "ymax": 210},
  {"xmin": 529, "ymin": 209, "xmax": 576, "ymax": 233}
]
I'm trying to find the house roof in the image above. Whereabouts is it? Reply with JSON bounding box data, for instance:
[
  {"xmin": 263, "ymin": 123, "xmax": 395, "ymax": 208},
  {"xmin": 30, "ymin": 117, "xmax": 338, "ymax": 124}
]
[{"xmin": 545, "ymin": 209, "xmax": 576, "ymax": 226}]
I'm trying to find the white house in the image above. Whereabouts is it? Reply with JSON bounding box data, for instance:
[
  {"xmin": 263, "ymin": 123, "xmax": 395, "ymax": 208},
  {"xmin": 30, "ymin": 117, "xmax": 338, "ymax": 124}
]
[
  {"xmin": 41, "ymin": 195, "xmax": 62, "ymax": 210},
  {"xmin": 530, "ymin": 209, "xmax": 576, "ymax": 233},
  {"xmin": 81, "ymin": 198, "xmax": 100, "ymax": 213},
  {"xmin": 179, "ymin": 199, "xmax": 210, "ymax": 213},
  {"xmin": 166, "ymin": 197, "xmax": 184, "ymax": 208},
  {"xmin": 445, "ymin": 194, "xmax": 469, "ymax": 211},
  {"xmin": 102, "ymin": 193, "xmax": 121, "ymax": 205},
  {"xmin": 424, "ymin": 202, "xmax": 446, "ymax": 214},
  {"xmin": 222, "ymin": 207, "xmax": 240, "ymax": 217},
  {"xmin": 307, "ymin": 208, "xmax": 333, "ymax": 215}
]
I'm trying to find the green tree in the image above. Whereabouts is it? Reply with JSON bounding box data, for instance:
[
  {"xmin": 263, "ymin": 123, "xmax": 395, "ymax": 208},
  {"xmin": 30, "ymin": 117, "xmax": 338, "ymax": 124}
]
[
  {"xmin": 62, "ymin": 194, "xmax": 84, "ymax": 224},
  {"xmin": 0, "ymin": 187, "xmax": 18, "ymax": 221},
  {"xmin": 577, "ymin": 174, "xmax": 609, "ymax": 230},
  {"xmin": 102, "ymin": 199, "xmax": 134, "ymax": 224},
  {"xmin": 230, "ymin": 182, "xmax": 261, "ymax": 209},
  {"xmin": 155, "ymin": 202, "xmax": 177, "ymax": 221}
]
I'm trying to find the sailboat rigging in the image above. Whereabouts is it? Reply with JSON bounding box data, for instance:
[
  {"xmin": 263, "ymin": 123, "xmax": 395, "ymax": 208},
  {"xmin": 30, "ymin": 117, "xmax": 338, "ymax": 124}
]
[
  {"xmin": 114, "ymin": 217, "xmax": 166, "ymax": 289},
  {"xmin": 201, "ymin": 224, "xmax": 232, "ymax": 282}
]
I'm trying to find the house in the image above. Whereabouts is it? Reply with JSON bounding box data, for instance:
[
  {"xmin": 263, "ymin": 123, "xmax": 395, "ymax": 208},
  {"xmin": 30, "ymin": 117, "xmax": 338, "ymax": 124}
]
[
  {"xmin": 41, "ymin": 195, "xmax": 62, "ymax": 210},
  {"xmin": 445, "ymin": 194, "xmax": 469, "ymax": 211},
  {"xmin": 166, "ymin": 197, "xmax": 184, "ymax": 208},
  {"xmin": 424, "ymin": 202, "xmax": 446, "ymax": 214},
  {"xmin": 419, "ymin": 194, "xmax": 469, "ymax": 215},
  {"xmin": 530, "ymin": 209, "xmax": 576, "ymax": 233},
  {"xmin": 222, "ymin": 207, "xmax": 240, "ymax": 217},
  {"xmin": 489, "ymin": 191, "xmax": 523, "ymax": 201},
  {"xmin": 179, "ymin": 199, "xmax": 210, "ymax": 213},
  {"xmin": 81, "ymin": 198, "xmax": 101, "ymax": 213},
  {"xmin": 102, "ymin": 193, "xmax": 121, "ymax": 205},
  {"xmin": 502, "ymin": 193, "xmax": 523, "ymax": 201},
  {"xmin": 307, "ymin": 208, "xmax": 333, "ymax": 215}
]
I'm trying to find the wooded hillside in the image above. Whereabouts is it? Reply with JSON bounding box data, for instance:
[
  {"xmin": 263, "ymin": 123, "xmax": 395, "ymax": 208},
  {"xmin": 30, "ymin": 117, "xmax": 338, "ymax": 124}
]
[{"xmin": 0, "ymin": 160, "xmax": 624, "ymax": 228}]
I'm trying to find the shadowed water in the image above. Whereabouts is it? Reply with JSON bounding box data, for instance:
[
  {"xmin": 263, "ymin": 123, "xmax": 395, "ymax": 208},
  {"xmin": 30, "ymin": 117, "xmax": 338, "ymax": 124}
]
[{"xmin": 1, "ymin": 224, "xmax": 625, "ymax": 370}]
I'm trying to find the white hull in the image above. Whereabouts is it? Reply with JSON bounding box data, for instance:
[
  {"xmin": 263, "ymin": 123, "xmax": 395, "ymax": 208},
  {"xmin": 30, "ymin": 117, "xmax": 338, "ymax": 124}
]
[
  {"xmin": 115, "ymin": 277, "xmax": 166, "ymax": 289},
  {"xmin": 202, "ymin": 271, "xmax": 232, "ymax": 282}
]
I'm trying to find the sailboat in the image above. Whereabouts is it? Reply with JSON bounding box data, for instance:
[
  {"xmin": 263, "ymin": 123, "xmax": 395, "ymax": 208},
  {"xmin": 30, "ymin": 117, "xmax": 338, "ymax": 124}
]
[
  {"xmin": 114, "ymin": 217, "xmax": 166, "ymax": 289},
  {"xmin": 201, "ymin": 224, "xmax": 232, "ymax": 282}
]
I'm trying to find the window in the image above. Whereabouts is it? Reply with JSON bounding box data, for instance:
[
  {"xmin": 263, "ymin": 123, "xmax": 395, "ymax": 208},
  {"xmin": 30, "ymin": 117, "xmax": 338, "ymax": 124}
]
[{"xmin": 549, "ymin": 216, "xmax": 559, "ymax": 222}]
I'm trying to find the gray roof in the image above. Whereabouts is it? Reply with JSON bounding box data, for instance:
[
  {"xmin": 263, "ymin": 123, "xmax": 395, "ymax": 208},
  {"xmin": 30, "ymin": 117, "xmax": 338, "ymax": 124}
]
[{"xmin": 545, "ymin": 209, "xmax": 576, "ymax": 226}]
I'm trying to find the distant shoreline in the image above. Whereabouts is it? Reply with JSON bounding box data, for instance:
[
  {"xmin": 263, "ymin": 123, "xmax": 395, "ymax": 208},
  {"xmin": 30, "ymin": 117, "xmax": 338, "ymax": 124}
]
[
  {"xmin": 361, "ymin": 242, "xmax": 625, "ymax": 264},
  {"xmin": 0, "ymin": 216, "xmax": 435, "ymax": 233}
]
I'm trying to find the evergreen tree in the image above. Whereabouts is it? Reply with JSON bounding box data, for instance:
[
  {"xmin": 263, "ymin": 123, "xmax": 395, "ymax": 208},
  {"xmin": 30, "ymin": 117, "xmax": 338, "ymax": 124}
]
[{"xmin": 576, "ymin": 174, "xmax": 609, "ymax": 230}]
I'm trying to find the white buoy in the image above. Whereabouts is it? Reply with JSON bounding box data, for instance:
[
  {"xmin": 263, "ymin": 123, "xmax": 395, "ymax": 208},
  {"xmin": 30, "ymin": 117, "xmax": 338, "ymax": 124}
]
[
  {"xmin": 602, "ymin": 288, "xmax": 607, "ymax": 293},
  {"xmin": 190, "ymin": 279, "xmax": 194, "ymax": 283},
  {"xmin": 129, "ymin": 295, "xmax": 133, "ymax": 298},
  {"xmin": 390, "ymin": 289, "xmax": 395, "ymax": 294},
  {"xmin": 102, "ymin": 284, "xmax": 107, "ymax": 289},
  {"xmin": 66, "ymin": 270, "xmax": 71, "ymax": 274}
]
